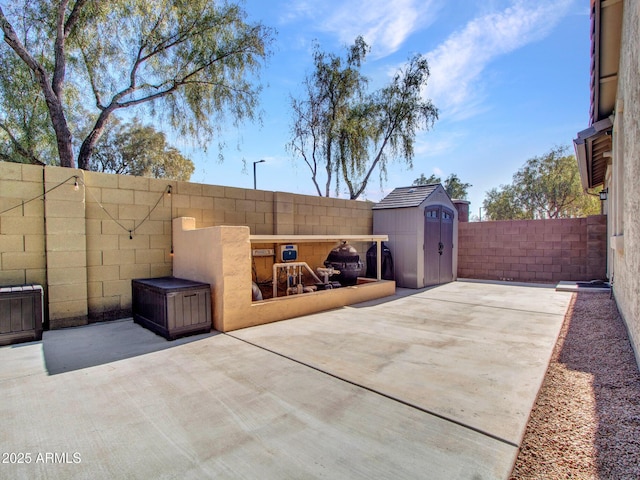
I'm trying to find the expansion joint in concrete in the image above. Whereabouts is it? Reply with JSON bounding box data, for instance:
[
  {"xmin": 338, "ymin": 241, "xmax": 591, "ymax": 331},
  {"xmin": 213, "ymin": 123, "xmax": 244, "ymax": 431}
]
[{"xmin": 224, "ymin": 332, "xmax": 519, "ymax": 449}]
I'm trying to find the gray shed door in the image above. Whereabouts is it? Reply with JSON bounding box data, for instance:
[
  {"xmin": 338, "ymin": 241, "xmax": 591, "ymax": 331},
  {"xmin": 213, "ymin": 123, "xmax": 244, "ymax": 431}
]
[{"xmin": 424, "ymin": 206, "xmax": 454, "ymax": 286}]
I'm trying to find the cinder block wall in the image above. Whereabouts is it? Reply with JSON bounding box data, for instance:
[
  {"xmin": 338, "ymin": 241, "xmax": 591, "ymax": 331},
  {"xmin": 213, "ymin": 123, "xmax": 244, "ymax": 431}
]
[
  {"xmin": 44, "ymin": 167, "xmax": 88, "ymax": 326},
  {"xmin": 458, "ymin": 216, "xmax": 607, "ymax": 283},
  {"xmin": 0, "ymin": 163, "xmax": 46, "ymax": 288},
  {"xmin": 84, "ymin": 171, "xmax": 172, "ymax": 321},
  {"xmin": 2, "ymin": 162, "xmax": 609, "ymax": 324},
  {"xmin": 0, "ymin": 164, "xmax": 375, "ymax": 325},
  {"xmin": 250, "ymin": 193, "xmax": 374, "ymax": 295}
]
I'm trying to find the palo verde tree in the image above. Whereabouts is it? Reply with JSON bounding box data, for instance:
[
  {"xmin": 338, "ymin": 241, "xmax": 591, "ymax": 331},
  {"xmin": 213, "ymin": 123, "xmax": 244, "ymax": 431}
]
[
  {"xmin": 483, "ymin": 146, "xmax": 601, "ymax": 220},
  {"xmin": 289, "ymin": 37, "xmax": 438, "ymax": 200},
  {"xmin": 0, "ymin": 0, "xmax": 273, "ymax": 169}
]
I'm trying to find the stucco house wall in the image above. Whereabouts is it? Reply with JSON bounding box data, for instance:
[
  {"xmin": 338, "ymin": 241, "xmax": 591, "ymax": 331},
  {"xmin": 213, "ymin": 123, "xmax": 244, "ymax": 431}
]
[{"xmin": 609, "ymin": 0, "xmax": 640, "ymax": 362}]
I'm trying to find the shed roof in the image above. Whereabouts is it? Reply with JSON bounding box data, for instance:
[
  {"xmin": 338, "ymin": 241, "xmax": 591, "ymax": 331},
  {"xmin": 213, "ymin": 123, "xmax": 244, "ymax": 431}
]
[{"xmin": 372, "ymin": 184, "xmax": 440, "ymax": 210}]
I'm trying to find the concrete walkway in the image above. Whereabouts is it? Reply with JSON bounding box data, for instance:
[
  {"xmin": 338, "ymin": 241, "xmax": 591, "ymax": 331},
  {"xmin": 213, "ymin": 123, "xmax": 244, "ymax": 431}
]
[{"xmin": 0, "ymin": 281, "xmax": 572, "ymax": 479}]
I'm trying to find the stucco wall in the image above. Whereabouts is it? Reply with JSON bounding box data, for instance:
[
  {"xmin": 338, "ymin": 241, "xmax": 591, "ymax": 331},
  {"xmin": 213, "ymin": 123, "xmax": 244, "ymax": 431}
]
[
  {"xmin": 458, "ymin": 216, "xmax": 607, "ymax": 283},
  {"xmin": 611, "ymin": 0, "xmax": 640, "ymax": 362},
  {"xmin": 173, "ymin": 219, "xmax": 394, "ymax": 332}
]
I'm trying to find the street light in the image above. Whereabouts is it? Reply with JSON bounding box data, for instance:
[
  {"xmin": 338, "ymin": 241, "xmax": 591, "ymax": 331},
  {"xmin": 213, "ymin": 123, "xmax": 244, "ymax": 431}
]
[{"xmin": 253, "ymin": 159, "xmax": 266, "ymax": 189}]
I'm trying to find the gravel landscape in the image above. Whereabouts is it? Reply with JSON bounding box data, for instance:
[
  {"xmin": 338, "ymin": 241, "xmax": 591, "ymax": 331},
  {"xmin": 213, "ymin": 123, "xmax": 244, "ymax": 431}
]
[{"xmin": 510, "ymin": 292, "xmax": 640, "ymax": 479}]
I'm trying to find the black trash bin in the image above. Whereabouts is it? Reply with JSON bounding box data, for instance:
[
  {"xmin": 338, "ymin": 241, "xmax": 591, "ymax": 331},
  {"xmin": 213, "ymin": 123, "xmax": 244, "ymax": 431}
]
[{"xmin": 365, "ymin": 242, "xmax": 394, "ymax": 280}]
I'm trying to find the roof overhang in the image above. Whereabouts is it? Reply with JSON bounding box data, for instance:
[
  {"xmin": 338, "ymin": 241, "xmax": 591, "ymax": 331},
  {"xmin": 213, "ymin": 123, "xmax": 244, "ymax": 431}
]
[
  {"xmin": 574, "ymin": 0, "xmax": 622, "ymax": 191},
  {"xmin": 573, "ymin": 117, "xmax": 613, "ymax": 191},
  {"xmin": 589, "ymin": 0, "xmax": 623, "ymax": 124}
]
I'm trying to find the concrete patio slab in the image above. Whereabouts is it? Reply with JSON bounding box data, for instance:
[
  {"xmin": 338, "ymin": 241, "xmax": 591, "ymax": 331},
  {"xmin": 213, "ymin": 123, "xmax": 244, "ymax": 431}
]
[
  {"xmin": 0, "ymin": 281, "xmax": 572, "ymax": 480},
  {"xmin": 232, "ymin": 282, "xmax": 573, "ymax": 455}
]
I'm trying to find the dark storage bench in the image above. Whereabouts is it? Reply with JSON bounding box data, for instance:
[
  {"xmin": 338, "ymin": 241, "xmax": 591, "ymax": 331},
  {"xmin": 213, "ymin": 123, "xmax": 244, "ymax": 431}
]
[
  {"xmin": 0, "ymin": 284, "xmax": 43, "ymax": 346},
  {"xmin": 132, "ymin": 277, "xmax": 212, "ymax": 340}
]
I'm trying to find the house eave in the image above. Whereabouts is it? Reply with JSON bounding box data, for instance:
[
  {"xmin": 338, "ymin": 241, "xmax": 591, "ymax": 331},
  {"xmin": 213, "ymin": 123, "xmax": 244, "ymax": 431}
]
[
  {"xmin": 590, "ymin": 0, "xmax": 623, "ymax": 125},
  {"xmin": 573, "ymin": 117, "xmax": 613, "ymax": 191},
  {"xmin": 575, "ymin": 0, "xmax": 622, "ymax": 191}
]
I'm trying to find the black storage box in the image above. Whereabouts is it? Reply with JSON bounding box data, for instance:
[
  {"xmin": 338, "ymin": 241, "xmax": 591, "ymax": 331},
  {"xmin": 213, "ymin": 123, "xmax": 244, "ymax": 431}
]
[
  {"xmin": 0, "ymin": 284, "xmax": 43, "ymax": 346},
  {"xmin": 132, "ymin": 277, "xmax": 211, "ymax": 340}
]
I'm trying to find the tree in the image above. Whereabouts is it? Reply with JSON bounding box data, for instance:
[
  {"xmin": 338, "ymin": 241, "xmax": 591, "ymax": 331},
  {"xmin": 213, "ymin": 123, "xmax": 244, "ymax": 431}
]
[
  {"xmin": 0, "ymin": 0, "xmax": 273, "ymax": 169},
  {"xmin": 443, "ymin": 174, "xmax": 472, "ymax": 200},
  {"xmin": 483, "ymin": 146, "xmax": 601, "ymax": 220},
  {"xmin": 288, "ymin": 37, "xmax": 369, "ymax": 197},
  {"xmin": 289, "ymin": 37, "xmax": 438, "ymax": 200},
  {"xmin": 90, "ymin": 120, "xmax": 194, "ymax": 181},
  {"xmin": 413, "ymin": 173, "xmax": 472, "ymax": 199},
  {"xmin": 0, "ymin": 28, "xmax": 56, "ymax": 165},
  {"xmin": 483, "ymin": 185, "xmax": 528, "ymax": 220},
  {"xmin": 413, "ymin": 173, "xmax": 441, "ymax": 186}
]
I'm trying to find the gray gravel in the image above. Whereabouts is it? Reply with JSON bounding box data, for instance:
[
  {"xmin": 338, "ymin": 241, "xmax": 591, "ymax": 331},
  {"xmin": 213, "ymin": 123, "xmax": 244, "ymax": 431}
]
[{"xmin": 510, "ymin": 292, "xmax": 640, "ymax": 479}]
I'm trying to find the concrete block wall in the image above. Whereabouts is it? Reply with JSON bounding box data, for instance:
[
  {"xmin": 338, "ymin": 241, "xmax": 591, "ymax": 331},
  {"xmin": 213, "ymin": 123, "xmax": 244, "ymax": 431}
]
[
  {"xmin": 84, "ymin": 171, "xmax": 172, "ymax": 321},
  {"xmin": 0, "ymin": 164, "xmax": 376, "ymax": 325},
  {"xmin": 292, "ymin": 193, "xmax": 374, "ymax": 236},
  {"xmin": 2, "ymin": 162, "xmax": 608, "ymax": 325},
  {"xmin": 84, "ymin": 173, "xmax": 283, "ymax": 321},
  {"xmin": 0, "ymin": 163, "xmax": 46, "ymax": 288},
  {"xmin": 250, "ymin": 192, "xmax": 375, "ymax": 286},
  {"xmin": 458, "ymin": 216, "xmax": 607, "ymax": 283},
  {"xmin": 44, "ymin": 167, "xmax": 88, "ymax": 327}
]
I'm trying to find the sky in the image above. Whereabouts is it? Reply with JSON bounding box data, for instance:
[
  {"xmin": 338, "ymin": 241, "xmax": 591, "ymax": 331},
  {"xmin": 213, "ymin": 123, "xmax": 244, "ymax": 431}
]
[{"xmin": 181, "ymin": 0, "xmax": 591, "ymax": 219}]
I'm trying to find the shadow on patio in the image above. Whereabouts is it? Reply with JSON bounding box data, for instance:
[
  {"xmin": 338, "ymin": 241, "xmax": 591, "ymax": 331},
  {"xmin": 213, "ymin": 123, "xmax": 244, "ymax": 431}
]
[{"xmin": 42, "ymin": 318, "xmax": 219, "ymax": 375}]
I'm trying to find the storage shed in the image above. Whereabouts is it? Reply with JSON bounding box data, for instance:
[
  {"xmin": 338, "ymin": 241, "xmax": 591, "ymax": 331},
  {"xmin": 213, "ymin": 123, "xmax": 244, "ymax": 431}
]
[{"xmin": 372, "ymin": 184, "xmax": 458, "ymax": 288}]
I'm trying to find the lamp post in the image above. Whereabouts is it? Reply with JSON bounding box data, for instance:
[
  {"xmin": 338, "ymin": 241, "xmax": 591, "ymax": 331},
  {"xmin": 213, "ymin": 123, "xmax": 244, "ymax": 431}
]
[{"xmin": 253, "ymin": 159, "xmax": 265, "ymax": 189}]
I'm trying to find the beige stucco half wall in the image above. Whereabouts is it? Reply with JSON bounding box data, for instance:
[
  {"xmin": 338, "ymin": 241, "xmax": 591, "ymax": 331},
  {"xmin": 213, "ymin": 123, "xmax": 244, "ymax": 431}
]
[{"xmin": 172, "ymin": 217, "xmax": 395, "ymax": 332}]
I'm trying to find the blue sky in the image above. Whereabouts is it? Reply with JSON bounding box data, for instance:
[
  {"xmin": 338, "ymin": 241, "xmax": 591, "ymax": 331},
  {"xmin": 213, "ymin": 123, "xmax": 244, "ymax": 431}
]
[{"xmin": 182, "ymin": 0, "xmax": 590, "ymax": 218}]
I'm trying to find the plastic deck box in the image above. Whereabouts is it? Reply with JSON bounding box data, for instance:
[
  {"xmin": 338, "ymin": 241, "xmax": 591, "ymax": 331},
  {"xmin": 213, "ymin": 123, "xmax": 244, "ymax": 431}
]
[
  {"xmin": 0, "ymin": 284, "xmax": 43, "ymax": 346},
  {"xmin": 132, "ymin": 277, "xmax": 212, "ymax": 340}
]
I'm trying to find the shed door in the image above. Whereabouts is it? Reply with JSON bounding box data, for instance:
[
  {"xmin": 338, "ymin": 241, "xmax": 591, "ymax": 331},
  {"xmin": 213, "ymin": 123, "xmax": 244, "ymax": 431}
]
[
  {"xmin": 424, "ymin": 206, "xmax": 454, "ymax": 286},
  {"xmin": 439, "ymin": 207, "xmax": 454, "ymax": 283}
]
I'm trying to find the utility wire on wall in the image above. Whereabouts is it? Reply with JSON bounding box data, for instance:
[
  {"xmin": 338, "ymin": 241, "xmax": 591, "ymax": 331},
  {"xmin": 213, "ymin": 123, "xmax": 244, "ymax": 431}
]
[
  {"xmin": 0, "ymin": 175, "xmax": 172, "ymax": 240},
  {"xmin": 0, "ymin": 175, "xmax": 79, "ymax": 216}
]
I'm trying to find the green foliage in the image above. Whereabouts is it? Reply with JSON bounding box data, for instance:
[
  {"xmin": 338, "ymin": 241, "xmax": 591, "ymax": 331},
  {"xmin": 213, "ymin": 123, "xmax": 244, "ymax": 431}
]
[
  {"xmin": 443, "ymin": 174, "xmax": 471, "ymax": 200},
  {"xmin": 413, "ymin": 173, "xmax": 441, "ymax": 186},
  {"xmin": 289, "ymin": 37, "xmax": 438, "ymax": 199},
  {"xmin": 1, "ymin": 0, "xmax": 274, "ymax": 169},
  {"xmin": 90, "ymin": 120, "xmax": 194, "ymax": 181},
  {"xmin": 0, "ymin": 38, "xmax": 56, "ymax": 164},
  {"xmin": 483, "ymin": 185, "xmax": 528, "ymax": 220},
  {"xmin": 412, "ymin": 173, "xmax": 472, "ymax": 199},
  {"xmin": 288, "ymin": 37, "xmax": 369, "ymax": 197},
  {"xmin": 482, "ymin": 146, "xmax": 601, "ymax": 220}
]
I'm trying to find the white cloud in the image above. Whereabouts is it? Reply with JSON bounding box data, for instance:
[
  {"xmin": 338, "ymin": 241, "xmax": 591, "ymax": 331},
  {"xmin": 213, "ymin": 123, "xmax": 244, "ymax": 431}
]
[
  {"xmin": 282, "ymin": 0, "xmax": 439, "ymax": 58},
  {"xmin": 424, "ymin": 0, "xmax": 574, "ymax": 118}
]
